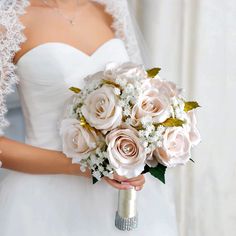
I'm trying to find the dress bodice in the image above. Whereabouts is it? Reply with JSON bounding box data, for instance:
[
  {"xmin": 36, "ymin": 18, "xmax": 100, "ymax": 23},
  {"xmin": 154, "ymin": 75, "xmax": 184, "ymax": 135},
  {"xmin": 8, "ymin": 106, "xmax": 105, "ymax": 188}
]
[{"xmin": 16, "ymin": 39, "xmax": 129, "ymax": 150}]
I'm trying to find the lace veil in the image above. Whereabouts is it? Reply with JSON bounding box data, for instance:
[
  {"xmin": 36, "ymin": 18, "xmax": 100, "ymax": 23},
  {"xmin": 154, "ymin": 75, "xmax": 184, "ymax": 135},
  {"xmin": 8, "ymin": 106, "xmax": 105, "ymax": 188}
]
[{"xmin": 0, "ymin": 0, "xmax": 143, "ymax": 135}]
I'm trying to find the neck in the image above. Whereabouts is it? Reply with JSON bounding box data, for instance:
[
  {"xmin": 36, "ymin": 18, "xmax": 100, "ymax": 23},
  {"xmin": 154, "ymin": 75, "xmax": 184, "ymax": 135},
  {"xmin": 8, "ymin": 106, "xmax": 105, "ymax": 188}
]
[{"xmin": 46, "ymin": 0, "xmax": 89, "ymax": 9}]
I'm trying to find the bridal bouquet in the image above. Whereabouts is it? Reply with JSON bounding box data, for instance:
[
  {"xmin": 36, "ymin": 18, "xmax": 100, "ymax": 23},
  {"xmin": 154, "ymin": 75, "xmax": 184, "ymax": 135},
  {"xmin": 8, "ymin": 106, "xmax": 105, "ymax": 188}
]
[
  {"xmin": 60, "ymin": 62, "xmax": 200, "ymax": 184},
  {"xmin": 59, "ymin": 62, "xmax": 201, "ymax": 230}
]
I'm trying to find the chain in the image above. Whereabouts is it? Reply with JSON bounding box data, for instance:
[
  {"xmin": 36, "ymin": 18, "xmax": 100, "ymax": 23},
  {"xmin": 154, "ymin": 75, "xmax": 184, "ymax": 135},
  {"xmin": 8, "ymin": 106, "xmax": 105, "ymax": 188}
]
[{"xmin": 42, "ymin": 0, "xmax": 80, "ymax": 26}]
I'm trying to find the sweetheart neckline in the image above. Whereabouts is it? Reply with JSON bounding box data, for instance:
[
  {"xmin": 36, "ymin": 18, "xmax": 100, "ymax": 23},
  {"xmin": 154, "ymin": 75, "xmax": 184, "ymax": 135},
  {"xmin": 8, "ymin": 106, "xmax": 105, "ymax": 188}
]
[{"xmin": 16, "ymin": 38, "xmax": 123, "ymax": 65}]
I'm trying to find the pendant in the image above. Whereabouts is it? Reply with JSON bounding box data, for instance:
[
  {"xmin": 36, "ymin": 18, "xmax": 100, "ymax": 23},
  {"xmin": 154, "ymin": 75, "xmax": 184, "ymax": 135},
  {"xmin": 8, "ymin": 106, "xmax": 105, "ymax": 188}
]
[{"xmin": 69, "ymin": 20, "xmax": 76, "ymax": 26}]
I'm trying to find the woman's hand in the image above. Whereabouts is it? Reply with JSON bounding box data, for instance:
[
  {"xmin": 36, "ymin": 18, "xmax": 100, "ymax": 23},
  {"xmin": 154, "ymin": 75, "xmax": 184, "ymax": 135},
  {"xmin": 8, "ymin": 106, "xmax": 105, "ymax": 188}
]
[{"xmin": 103, "ymin": 173, "xmax": 145, "ymax": 191}]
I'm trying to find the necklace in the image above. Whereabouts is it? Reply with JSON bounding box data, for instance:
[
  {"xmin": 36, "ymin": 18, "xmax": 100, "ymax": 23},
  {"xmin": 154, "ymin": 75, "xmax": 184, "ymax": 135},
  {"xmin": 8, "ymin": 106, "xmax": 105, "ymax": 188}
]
[{"xmin": 42, "ymin": 0, "xmax": 80, "ymax": 26}]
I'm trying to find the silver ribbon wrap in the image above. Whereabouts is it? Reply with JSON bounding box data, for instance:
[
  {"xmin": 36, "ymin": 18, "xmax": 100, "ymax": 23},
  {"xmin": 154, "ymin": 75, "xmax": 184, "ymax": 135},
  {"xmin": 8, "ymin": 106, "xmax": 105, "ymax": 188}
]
[{"xmin": 115, "ymin": 187, "xmax": 138, "ymax": 231}]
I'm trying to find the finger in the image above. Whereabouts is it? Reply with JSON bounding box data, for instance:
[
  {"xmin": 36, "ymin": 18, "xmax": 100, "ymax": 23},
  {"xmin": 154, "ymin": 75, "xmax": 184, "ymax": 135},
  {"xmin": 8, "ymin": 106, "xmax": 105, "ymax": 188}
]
[
  {"xmin": 105, "ymin": 178, "xmax": 130, "ymax": 190},
  {"xmin": 103, "ymin": 177, "xmax": 133, "ymax": 190},
  {"xmin": 113, "ymin": 173, "xmax": 128, "ymax": 182},
  {"xmin": 127, "ymin": 179, "xmax": 145, "ymax": 187},
  {"xmin": 135, "ymin": 185, "xmax": 144, "ymax": 191},
  {"xmin": 124, "ymin": 175, "xmax": 145, "ymax": 183}
]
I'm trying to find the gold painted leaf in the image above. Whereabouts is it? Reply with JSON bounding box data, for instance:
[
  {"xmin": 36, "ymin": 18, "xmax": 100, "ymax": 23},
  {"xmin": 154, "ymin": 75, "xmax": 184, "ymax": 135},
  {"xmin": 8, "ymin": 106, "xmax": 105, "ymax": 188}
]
[
  {"xmin": 80, "ymin": 116, "xmax": 87, "ymax": 126},
  {"xmin": 146, "ymin": 67, "xmax": 161, "ymax": 78},
  {"xmin": 80, "ymin": 116, "xmax": 95, "ymax": 132},
  {"xmin": 102, "ymin": 79, "xmax": 121, "ymax": 88},
  {"xmin": 161, "ymin": 118, "xmax": 185, "ymax": 127},
  {"xmin": 184, "ymin": 101, "xmax": 200, "ymax": 112},
  {"xmin": 69, "ymin": 87, "xmax": 81, "ymax": 94}
]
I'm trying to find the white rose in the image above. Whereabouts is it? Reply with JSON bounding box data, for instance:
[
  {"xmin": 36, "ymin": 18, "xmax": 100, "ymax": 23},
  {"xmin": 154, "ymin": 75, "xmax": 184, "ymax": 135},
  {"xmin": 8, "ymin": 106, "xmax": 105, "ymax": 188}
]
[
  {"xmin": 81, "ymin": 84, "xmax": 122, "ymax": 133},
  {"xmin": 60, "ymin": 119, "xmax": 102, "ymax": 162},
  {"xmin": 152, "ymin": 127, "xmax": 191, "ymax": 167},
  {"xmin": 105, "ymin": 125, "xmax": 146, "ymax": 178}
]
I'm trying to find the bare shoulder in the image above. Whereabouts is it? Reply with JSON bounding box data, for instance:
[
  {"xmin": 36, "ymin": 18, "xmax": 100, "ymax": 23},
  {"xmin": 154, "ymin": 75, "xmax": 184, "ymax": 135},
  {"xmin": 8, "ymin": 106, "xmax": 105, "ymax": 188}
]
[
  {"xmin": 18, "ymin": 0, "xmax": 45, "ymax": 27},
  {"xmin": 90, "ymin": 2, "xmax": 114, "ymax": 27}
]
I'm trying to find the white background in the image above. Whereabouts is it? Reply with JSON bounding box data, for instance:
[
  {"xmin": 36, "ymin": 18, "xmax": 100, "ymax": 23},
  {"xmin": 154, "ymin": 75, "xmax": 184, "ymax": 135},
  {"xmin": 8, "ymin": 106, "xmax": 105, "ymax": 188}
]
[{"xmin": 133, "ymin": 0, "xmax": 236, "ymax": 235}]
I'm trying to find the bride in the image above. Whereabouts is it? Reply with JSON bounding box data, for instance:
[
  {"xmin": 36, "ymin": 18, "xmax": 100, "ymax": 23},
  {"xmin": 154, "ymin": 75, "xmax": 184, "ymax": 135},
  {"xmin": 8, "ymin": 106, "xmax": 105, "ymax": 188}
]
[{"xmin": 0, "ymin": 0, "xmax": 178, "ymax": 235}]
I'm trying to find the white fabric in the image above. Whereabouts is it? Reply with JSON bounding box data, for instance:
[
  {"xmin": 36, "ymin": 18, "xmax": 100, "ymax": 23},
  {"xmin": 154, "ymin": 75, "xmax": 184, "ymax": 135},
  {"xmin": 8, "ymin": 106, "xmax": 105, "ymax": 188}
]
[
  {"xmin": 16, "ymin": 39, "xmax": 128, "ymax": 150},
  {"xmin": 0, "ymin": 39, "xmax": 178, "ymax": 236},
  {"xmin": 0, "ymin": 0, "xmax": 142, "ymax": 135},
  {"xmin": 0, "ymin": 0, "xmax": 29, "ymax": 135},
  {"xmin": 135, "ymin": 0, "xmax": 236, "ymax": 235}
]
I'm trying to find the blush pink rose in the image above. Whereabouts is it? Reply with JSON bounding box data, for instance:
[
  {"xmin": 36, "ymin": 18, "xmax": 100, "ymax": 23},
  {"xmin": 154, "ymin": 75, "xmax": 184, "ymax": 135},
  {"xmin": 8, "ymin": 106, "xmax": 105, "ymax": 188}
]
[
  {"xmin": 81, "ymin": 84, "xmax": 122, "ymax": 133},
  {"xmin": 143, "ymin": 78, "xmax": 182, "ymax": 98},
  {"xmin": 60, "ymin": 118, "xmax": 102, "ymax": 162},
  {"xmin": 152, "ymin": 127, "xmax": 191, "ymax": 167},
  {"xmin": 130, "ymin": 81, "xmax": 172, "ymax": 126},
  {"xmin": 104, "ymin": 62, "xmax": 147, "ymax": 82},
  {"xmin": 105, "ymin": 125, "xmax": 146, "ymax": 178},
  {"xmin": 185, "ymin": 110, "xmax": 201, "ymax": 146}
]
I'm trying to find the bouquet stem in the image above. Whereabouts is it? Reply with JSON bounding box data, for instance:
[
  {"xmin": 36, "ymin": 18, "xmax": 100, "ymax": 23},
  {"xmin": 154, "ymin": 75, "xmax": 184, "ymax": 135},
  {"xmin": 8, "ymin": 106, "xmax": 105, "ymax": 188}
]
[{"xmin": 115, "ymin": 187, "xmax": 138, "ymax": 231}]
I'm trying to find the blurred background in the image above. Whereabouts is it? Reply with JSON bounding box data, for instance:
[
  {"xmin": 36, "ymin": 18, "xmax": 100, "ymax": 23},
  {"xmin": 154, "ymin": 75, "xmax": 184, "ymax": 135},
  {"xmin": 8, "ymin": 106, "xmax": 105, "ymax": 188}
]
[
  {"xmin": 4, "ymin": 0, "xmax": 236, "ymax": 235},
  {"xmin": 132, "ymin": 0, "xmax": 236, "ymax": 236}
]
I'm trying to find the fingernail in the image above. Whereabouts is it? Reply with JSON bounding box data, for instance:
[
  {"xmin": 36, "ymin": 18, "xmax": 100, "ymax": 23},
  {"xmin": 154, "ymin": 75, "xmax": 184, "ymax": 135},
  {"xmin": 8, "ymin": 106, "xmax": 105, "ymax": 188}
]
[{"xmin": 135, "ymin": 186, "xmax": 141, "ymax": 191}]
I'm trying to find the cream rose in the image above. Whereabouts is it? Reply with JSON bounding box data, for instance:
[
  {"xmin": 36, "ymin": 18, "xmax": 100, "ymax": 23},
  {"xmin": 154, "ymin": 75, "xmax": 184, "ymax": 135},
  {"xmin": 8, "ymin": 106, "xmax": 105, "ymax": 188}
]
[
  {"xmin": 153, "ymin": 127, "xmax": 191, "ymax": 167},
  {"xmin": 105, "ymin": 125, "xmax": 146, "ymax": 178},
  {"xmin": 81, "ymin": 84, "xmax": 122, "ymax": 133},
  {"xmin": 60, "ymin": 119, "xmax": 102, "ymax": 162}
]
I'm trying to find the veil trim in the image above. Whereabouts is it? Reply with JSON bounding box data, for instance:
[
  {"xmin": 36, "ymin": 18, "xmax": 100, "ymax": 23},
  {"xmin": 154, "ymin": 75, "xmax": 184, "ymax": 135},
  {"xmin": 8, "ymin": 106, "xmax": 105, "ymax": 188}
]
[
  {"xmin": 0, "ymin": 0, "xmax": 30, "ymax": 134},
  {"xmin": 0, "ymin": 0, "xmax": 141, "ymax": 135}
]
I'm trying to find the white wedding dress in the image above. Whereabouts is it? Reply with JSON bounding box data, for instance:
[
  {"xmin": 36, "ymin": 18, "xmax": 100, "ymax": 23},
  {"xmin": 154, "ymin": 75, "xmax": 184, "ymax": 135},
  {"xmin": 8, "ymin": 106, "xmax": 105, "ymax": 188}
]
[
  {"xmin": 0, "ymin": 39, "xmax": 178, "ymax": 236},
  {"xmin": 0, "ymin": 0, "xmax": 179, "ymax": 235}
]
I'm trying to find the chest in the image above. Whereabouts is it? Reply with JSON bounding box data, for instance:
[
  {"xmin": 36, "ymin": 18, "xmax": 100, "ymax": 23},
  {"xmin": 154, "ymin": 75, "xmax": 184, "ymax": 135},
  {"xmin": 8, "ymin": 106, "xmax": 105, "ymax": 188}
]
[{"xmin": 15, "ymin": 2, "xmax": 114, "ymax": 63}]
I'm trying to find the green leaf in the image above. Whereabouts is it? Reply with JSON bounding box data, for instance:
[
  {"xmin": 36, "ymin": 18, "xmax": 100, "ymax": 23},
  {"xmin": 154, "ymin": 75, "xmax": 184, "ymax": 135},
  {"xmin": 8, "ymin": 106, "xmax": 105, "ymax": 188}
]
[
  {"xmin": 149, "ymin": 164, "xmax": 167, "ymax": 184},
  {"xmin": 69, "ymin": 87, "xmax": 81, "ymax": 94},
  {"xmin": 161, "ymin": 118, "xmax": 185, "ymax": 127},
  {"xmin": 92, "ymin": 176, "xmax": 99, "ymax": 184},
  {"xmin": 184, "ymin": 101, "xmax": 200, "ymax": 112},
  {"xmin": 147, "ymin": 67, "xmax": 161, "ymax": 78},
  {"xmin": 141, "ymin": 165, "xmax": 151, "ymax": 174}
]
